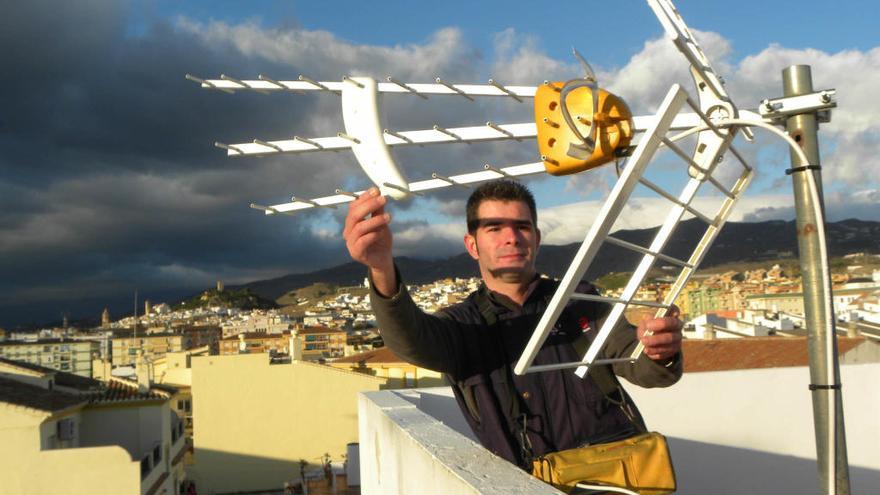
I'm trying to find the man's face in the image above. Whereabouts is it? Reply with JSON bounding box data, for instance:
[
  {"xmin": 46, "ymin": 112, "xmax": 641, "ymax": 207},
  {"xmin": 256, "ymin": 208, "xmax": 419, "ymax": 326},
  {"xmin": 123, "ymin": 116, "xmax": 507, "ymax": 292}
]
[{"xmin": 464, "ymin": 200, "xmax": 540, "ymax": 285}]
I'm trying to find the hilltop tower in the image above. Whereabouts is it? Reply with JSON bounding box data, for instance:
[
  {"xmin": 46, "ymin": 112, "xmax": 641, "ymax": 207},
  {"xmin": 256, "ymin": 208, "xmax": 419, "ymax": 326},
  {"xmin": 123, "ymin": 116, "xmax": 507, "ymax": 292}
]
[
  {"xmin": 144, "ymin": 299, "xmax": 152, "ymax": 316},
  {"xmin": 217, "ymin": 280, "xmax": 224, "ymax": 292},
  {"xmin": 101, "ymin": 307, "xmax": 111, "ymax": 328}
]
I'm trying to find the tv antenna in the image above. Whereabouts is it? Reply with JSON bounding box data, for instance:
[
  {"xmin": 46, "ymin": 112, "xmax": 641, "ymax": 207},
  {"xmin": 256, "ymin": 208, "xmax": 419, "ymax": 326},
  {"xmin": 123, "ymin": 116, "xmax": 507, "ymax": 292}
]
[{"xmin": 186, "ymin": 1, "xmax": 847, "ymax": 492}]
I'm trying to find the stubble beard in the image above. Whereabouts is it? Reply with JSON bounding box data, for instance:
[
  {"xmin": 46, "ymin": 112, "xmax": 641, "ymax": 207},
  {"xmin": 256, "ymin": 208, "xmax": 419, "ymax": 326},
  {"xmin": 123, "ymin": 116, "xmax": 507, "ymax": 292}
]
[{"xmin": 487, "ymin": 267, "xmax": 532, "ymax": 284}]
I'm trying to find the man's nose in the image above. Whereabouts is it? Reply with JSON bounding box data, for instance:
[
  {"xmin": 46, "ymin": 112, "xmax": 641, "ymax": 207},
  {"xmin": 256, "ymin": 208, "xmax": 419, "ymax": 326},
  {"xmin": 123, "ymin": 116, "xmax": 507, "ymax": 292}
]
[{"xmin": 501, "ymin": 225, "xmax": 522, "ymax": 244}]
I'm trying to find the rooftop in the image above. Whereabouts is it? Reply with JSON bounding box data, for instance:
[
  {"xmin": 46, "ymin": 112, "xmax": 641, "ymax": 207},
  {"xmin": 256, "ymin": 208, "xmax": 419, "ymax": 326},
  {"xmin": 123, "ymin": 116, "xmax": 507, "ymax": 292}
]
[
  {"xmin": 298, "ymin": 326, "xmax": 345, "ymax": 335},
  {"xmin": 332, "ymin": 346, "xmax": 405, "ymax": 365},
  {"xmin": 0, "ymin": 338, "xmax": 98, "ymax": 347},
  {"xmin": 0, "ymin": 376, "xmax": 87, "ymax": 413},
  {"xmin": 681, "ymin": 336, "xmax": 867, "ymax": 372},
  {"xmin": 0, "ymin": 357, "xmax": 102, "ymax": 392},
  {"xmin": 359, "ymin": 362, "xmax": 879, "ymax": 494}
]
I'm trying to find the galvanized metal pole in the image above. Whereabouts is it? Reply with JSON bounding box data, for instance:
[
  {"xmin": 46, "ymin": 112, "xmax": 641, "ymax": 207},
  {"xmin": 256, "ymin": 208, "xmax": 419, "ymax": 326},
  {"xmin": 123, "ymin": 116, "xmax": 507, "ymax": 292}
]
[{"xmin": 783, "ymin": 64, "xmax": 850, "ymax": 495}]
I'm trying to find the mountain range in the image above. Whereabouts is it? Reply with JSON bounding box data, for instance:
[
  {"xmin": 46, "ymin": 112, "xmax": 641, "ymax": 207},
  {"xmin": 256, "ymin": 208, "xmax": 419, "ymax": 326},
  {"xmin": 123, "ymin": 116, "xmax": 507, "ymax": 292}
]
[{"xmin": 237, "ymin": 218, "xmax": 880, "ymax": 301}]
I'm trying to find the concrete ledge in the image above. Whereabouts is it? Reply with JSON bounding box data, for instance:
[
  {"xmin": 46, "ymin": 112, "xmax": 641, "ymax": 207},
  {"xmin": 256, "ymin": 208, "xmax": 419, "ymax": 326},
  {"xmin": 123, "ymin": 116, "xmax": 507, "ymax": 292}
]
[{"xmin": 358, "ymin": 389, "xmax": 559, "ymax": 495}]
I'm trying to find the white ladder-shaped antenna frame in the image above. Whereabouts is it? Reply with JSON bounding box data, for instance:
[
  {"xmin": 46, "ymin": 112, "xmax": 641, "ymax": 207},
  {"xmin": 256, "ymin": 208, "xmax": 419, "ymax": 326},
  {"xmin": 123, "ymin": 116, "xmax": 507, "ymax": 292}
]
[
  {"xmin": 513, "ymin": 84, "xmax": 755, "ymax": 377},
  {"xmin": 647, "ymin": 0, "xmax": 753, "ymax": 181}
]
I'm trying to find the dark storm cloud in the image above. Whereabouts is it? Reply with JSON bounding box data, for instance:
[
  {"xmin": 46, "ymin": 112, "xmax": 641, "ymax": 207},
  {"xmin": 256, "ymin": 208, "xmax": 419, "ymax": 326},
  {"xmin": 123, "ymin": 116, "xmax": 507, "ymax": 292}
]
[{"xmin": 1, "ymin": 0, "xmax": 557, "ymax": 327}]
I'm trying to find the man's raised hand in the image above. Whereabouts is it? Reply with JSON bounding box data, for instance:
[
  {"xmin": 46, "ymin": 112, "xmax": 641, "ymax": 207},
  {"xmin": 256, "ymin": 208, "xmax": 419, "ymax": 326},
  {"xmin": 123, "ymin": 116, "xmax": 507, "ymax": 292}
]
[{"xmin": 342, "ymin": 187, "xmax": 397, "ymax": 296}]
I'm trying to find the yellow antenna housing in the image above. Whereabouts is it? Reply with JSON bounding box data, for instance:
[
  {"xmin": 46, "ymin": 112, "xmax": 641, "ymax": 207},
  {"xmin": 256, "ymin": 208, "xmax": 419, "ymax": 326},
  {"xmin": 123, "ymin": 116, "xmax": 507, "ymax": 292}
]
[{"xmin": 534, "ymin": 81, "xmax": 634, "ymax": 175}]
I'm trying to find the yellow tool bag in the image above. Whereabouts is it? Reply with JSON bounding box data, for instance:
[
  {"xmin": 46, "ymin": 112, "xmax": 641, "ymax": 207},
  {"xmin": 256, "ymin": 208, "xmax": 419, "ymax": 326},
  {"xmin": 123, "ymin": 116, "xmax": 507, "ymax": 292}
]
[{"xmin": 531, "ymin": 431, "xmax": 676, "ymax": 495}]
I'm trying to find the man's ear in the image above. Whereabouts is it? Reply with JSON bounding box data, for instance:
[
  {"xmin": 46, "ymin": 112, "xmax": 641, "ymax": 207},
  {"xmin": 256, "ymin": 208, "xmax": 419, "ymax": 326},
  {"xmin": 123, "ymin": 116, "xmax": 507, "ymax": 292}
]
[
  {"xmin": 536, "ymin": 227, "xmax": 542, "ymax": 248},
  {"xmin": 464, "ymin": 233, "xmax": 480, "ymax": 260}
]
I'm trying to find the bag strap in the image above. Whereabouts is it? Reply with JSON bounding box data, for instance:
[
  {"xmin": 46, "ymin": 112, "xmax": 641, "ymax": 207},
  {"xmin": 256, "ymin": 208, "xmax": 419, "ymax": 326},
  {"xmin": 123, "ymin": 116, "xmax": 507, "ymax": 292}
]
[
  {"xmin": 571, "ymin": 317, "xmax": 647, "ymax": 433},
  {"xmin": 474, "ymin": 286, "xmax": 535, "ymax": 467}
]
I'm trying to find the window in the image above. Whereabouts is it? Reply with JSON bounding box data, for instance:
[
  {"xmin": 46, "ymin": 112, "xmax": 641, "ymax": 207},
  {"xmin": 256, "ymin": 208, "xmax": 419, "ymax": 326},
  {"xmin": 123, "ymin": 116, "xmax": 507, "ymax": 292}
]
[
  {"xmin": 177, "ymin": 399, "xmax": 191, "ymax": 413},
  {"xmin": 153, "ymin": 444, "xmax": 162, "ymax": 464}
]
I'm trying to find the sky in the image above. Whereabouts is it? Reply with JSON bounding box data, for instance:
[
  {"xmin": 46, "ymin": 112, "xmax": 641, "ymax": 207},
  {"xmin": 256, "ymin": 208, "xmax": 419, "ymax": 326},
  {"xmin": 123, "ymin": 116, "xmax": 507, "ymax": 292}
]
[{"xmin": 2, "ymin": 0, "xmax": 878, "ymax": 328}]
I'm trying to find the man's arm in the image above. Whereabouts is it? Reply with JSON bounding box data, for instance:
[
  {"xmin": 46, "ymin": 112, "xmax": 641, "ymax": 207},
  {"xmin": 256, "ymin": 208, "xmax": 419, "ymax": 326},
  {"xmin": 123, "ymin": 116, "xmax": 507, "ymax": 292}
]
[{"xmin": 342, "ymin": 188, "xmax": 469, "ymax": 374}]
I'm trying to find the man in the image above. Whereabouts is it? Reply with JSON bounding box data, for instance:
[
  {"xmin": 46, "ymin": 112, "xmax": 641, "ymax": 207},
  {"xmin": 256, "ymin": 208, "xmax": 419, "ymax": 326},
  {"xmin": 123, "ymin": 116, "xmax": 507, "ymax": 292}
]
[{"xmin": 343, "ymin": 180, "xmax": 683, "ymax": 469}]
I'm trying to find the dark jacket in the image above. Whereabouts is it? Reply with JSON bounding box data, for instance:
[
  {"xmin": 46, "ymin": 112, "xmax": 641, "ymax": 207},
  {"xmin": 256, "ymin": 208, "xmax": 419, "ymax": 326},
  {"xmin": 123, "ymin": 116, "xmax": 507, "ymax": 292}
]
[{"xmin": 370, "ymin": 270, "xmax": 682, "ymax": 468}]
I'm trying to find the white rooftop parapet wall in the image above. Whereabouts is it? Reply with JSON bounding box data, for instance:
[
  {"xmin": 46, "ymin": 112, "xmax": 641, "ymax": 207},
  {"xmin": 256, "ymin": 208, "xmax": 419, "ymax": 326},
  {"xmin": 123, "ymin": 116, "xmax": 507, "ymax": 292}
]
[
  {"xmin": 358, "ymin": 388, "xmax": 560, "ymax": 495},
  {"xmin": 625, "ymin": 362, "xmax": 879, "ymax": 494},
  {"xmin": 360, "ymin": 363, "xmax": 879, "ymax": 495}
]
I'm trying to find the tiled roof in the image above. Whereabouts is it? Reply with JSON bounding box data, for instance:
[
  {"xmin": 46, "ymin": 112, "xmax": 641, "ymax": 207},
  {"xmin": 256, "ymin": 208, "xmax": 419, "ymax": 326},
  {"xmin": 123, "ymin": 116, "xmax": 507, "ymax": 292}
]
[
  {"xmin": 0, "ymin": 376, "xmax": 87, "ymax": 413},
  {"xmin": 0, "ymin": 357, "xmax": 103, "ymax": 392},
  {"xmin": 332, "ymin": 347, "xmax": 405, "ymax": 365},
  {"xmin": 0, "ymin": 357, "xmax": 54, "ymax": 375},
  {"xmin": 88, "ymin": 378, "xmax": 173, "ymax": 404},
  {"xmin": 299, "ymin": 326, "xmax": 344, "ymax": 335},
  {"xmin": 682, "ymin": 336, "xmax": 866, "ymax": 373},
  {"xmin": 220, "ymin": 332, "xmax": 286, "ymax": 342},
  {"xmin": 0, "ymin": 338, "xmax": 98, "ymax": 347}
]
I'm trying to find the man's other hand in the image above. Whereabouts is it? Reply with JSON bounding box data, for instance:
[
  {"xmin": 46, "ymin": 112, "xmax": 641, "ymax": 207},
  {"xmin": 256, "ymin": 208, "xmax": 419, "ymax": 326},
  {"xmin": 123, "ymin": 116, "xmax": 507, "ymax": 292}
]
[
  {"xmin": 637, "ymin": 305, "xmax": 683, "ymax": 362},
  {"xmin": 342, "ymin": 187, "xmax": 397, "ymax": 296}
]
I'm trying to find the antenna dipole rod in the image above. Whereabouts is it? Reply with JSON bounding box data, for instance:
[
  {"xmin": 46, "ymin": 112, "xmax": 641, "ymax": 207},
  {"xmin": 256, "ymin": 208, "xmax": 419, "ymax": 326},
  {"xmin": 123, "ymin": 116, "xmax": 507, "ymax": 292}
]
[
  {"xmin": 383, "ymin": 129, "xmax": 413, "ymax": 144},
  {"xmin": 387, "ymin": 77, "xmax": 428, "ymax": 99},
  {"xmin": 488, "ymin": 78, "xmax": 523, "ymax": 102},
  {"xmin": 220, "ymin": 74, "xmax": 247, "ymax": 88},
  {"xmin": 543, "ymin": 117, "xmax": 560, "ymax": 128},
  {"xmin": 486, "ymin": 121, "xmax": 514, "ymax": 138},
  {"xmin": 291, "ymin": 196, "xmax": 336, "ymax": 209},
  {"xmin": 224, "ymin": 75, "xmax": 268, "ymax": 95},
  {"xmin": 215, "ymin": 142, "xmax": 244, "ymax": 154},
  {"xmin": 543, "ymin": 80, "xmax": 561, "ymax": 92},
  {"xmin": 253, "ymin": 139, "xmax": 282, "ymax": 152},
  {"xmin": 432, "ymin": 172, "xmax": 470, "ymax": 189},
  {"xmin": 484, "ymin": 164, "xmax": 512, "ymax": 177},
  {"xmin": 298, "ymin": 75, "xmax": 338, "ymax": 94},
  {"xmin": 335, "ymin": 189, "xmax": 360, "ymax": 198},
  {"xmin": 383, "ymin": 182, "xmax": 421, "ymax": 196},
  {"xmin": 293, "ymin": 136, "xmax": 324, "ymax": 149},
  {"xmin": 259, "ymin": 74, "xmax": 304, "ymax": 94},
  {"xmin": 342, "ymin": 76, "xmax": 365, "ymax": 88},
  {"xmin": 432, "ymin": 125, "xmax": 462, "ymax": 141},
  {"xmin": 258, "ymin": 74, "xmax": 286, "ymax": 89},
  {"xmin": 250, "ymin": 203, "xmax": 278, "ymax": 213},
  {"xmin": 435, "ymin": 78, "xmax": 474, "ymax": 101},
  {"xmin": 185, "ymin": 74, "xmax": 234, "ymax": 94},
  {"xmin": 337, "ymin": 132, "xmax": 361, "ymax": 144}
]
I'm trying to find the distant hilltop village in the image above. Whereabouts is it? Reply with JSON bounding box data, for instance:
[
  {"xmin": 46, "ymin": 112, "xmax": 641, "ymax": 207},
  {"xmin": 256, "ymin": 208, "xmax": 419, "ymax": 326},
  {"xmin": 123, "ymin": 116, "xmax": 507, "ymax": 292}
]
[{"xmin": 1, "ymin": 256, "xmax": 879, "ymax": 494}]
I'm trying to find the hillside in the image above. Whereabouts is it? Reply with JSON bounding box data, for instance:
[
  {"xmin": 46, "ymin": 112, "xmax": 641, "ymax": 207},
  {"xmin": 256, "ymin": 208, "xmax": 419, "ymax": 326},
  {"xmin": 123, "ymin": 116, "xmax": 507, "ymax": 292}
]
[
  {"xmin": 236, "ymin": 218, "xmax": 880, "ymax": 301},
  {"xmin": 177, "ymin": 287, "xmax": 278, "ymax": 311}
]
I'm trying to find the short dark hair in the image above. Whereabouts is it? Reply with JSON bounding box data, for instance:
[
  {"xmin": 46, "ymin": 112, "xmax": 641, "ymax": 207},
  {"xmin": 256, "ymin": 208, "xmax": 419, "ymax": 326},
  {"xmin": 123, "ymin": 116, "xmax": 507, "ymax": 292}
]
[{"xmin": 466, "ymin": 180, "xmax": 537, "ymax": 234}]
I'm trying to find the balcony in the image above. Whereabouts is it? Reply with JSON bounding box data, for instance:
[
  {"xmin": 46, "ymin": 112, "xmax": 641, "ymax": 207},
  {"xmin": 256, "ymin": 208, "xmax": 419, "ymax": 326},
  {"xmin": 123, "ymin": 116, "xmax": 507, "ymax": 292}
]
[{"xmin": 358, "ymin": 363, "xmax": 879, "ymax": 494}]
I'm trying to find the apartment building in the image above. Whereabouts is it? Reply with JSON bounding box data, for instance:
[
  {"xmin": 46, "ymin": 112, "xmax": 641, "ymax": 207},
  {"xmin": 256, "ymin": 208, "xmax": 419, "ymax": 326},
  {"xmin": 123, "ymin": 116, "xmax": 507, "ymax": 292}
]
[
  {"xmin": 220, "ymin": 327, "xmax": 346, "ymax": 360},
  {"xmin": 329, "ymin": 346, "xmax": 443, "ymax": 388},
  {"xmin": 219, "ymin": 332, "xmax": 288, "ymax": 355},
  {"xmin": 0, "ymin": 339, "xmax": 99, "ymax": 377},
  {"xmin": 220, "ymin": 313, "xmax": 291, "ymax": 337},
  {"xmin": 0, "ymin": 357, "xmax": 187, "ymax": 494},
  {"xmin": 187, "ymin": 351, "xmax": 389, "ymax": 494},
  {"xmin": 300, "ymin": 326, "xmax": 346, "ymax": 359},
  {"xmin": 110, "ymin": 333, "xmax": 184, "ymax": 366}
]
